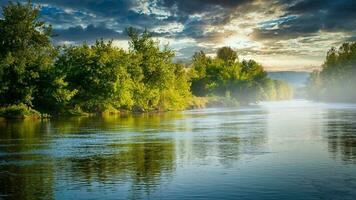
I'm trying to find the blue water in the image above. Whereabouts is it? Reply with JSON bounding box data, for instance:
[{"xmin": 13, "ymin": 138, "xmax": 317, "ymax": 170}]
[{"xmin": 0, "ymin": 100, "xmax": 356, "ymax": 199}]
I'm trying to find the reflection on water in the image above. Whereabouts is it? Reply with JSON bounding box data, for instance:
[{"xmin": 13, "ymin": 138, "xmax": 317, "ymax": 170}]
[
  {"xmin": 0, "ymin": 120, "xmax": 54, "ymax": 200},
  {"xmin": 0, "ymin": 101, "xmax": 356, "ymax": 199},
  {"xmin": 326, "ymin": 110, "xmax": 356, "ymax": 163}
]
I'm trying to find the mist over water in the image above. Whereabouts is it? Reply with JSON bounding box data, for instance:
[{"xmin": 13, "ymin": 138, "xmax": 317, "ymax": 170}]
[{"xmin": 0, "ymin": 100, "xmax": 356, "ymax": 199}]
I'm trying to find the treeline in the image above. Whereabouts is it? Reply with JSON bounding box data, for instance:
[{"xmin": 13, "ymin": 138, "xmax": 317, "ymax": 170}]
[
  {"xmin": 0, "ymin": 2, "xmax": 292, "ymax": 118},
  {"xmin": 307, "ymin": 42, "xmax": 356, "ymax": 102}
]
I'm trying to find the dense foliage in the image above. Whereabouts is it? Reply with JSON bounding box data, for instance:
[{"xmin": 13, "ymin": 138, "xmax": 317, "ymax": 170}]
[
  {"xmin": 0, "ymin": 2, "xmax": 293, "ymax": 117},
  {"xmin": 307, "ymin": 42, "xmax": 356, "ymax": 102},
  {"xmin": 0, "ymin": 2, "xmax": 57, "ymax": 106},
  {"xmin": 190, "ymin": 49, "xmax": 293, "ymax": 104}
]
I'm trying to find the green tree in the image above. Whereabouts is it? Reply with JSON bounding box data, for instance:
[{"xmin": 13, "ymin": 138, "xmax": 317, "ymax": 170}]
[
  {"xmin": 126, "ymin": 27, "xmax": 191, "ymax": 111},
  {"xmin": 235, "ymin": 60, "xmax": 268, "ymax": 103},
  {"xmin": 190, "ymin": 47, "xmax": 292, "ymax": 104},
  {"xmin": 307, "ymin": 42, "xmax": 356, "ymax": 102},
  {"xmin": 0, "ymin": 1, "xmax": 74, "ymax": 113},
  {"xmin": 56, "ymin": 40, "xmax": 133, "ymax": 112},
  {"xmin": 191, "ymin": 49, "xmax": 242, "ymax": 98},
  {"xmin": 217, "ymin": 46, "xmax": 238, "ymax": 63},
  {"xmin": 0, "ymin": 1, "xmax": 54, "ymax": 106},
  {"xmin": 190, "ymin": 51, "xmax": 210, "ymax": 96}
]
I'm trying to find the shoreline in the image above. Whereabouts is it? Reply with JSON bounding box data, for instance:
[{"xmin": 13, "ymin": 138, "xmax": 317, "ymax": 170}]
[{"xmin": 0, "ymin": 96, "xmax": 297, "ymax": 120}]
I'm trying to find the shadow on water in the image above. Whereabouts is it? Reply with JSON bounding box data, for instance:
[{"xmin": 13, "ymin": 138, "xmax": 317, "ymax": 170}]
[{"xmin": 326, "ymin": 109, "xmax": 356, "ymax": 164}]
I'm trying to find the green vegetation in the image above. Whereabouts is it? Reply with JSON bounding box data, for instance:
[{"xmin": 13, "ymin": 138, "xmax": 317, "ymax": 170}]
[
  {"xmin": 190, "ymin": 47, "xmax": 293, "ymax": 104},
  {"xmin": 0, "ymin": 104, "xmax": 41, "ymax": 119},
  {"xmin": 0, "ymin": 2, "xmax": 293, "ymax": 119},
  {"xmin": 307, "ymin": 42, "xmax": 356, "ymax": 102},
  {"xmin": 0, "ymin": 2, "xmax": 58, "ymax": 107}
]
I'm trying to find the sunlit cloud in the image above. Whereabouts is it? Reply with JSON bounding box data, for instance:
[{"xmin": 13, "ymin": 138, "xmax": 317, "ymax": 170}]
[{"xmin": 151, "ymin": 22, "xmax": 184, "ymax": 34}]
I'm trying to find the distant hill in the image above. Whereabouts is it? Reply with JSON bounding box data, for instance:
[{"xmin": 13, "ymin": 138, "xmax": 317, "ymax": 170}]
[{"xmin": 268, "ymin": 71, "xmax": 310, "ymax": 88}]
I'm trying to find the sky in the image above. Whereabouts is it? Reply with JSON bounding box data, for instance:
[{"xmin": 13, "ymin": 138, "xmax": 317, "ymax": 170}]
[{"xmin": 2, "ymin": 0, "xmax": 356, "ymax": 71}]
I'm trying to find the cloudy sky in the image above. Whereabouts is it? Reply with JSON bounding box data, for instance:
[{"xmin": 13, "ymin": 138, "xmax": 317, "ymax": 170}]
[{"xmin": 2, "ymin": 0, "xmax": 356, "ymax": 71}]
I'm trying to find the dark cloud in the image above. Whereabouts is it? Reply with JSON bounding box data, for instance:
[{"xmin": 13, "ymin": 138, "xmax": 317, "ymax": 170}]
[
  {"xmin": 158, "ymin": 0, "xmax": 249, "ymax": 14},
  {"xmin": 34, "ymin": 0, "xmax": 134, "ymax": 17},
  {"xmin": 1, "ymin": 0, "xmax": 261, "ymax": 43},
  {"xmin": 39, "ymin": 5, "xmax": 89, "ymax": 28},
  {"xmin": 36, "ymin": 0, "xmax": 253, "ymax": 43},
  {"xmin": 253, "ymin": 0, "xmax": 356, "ymax": 40},
  {"xmin": 3, "ymin": 0, "xmax": 355, "ymax": 42},
  {"xmin": 53, "ymin": 24, "xmax": 125, "ymax": 43},
  {"xmin": 287, "ymin": 0, "xmax": 326, "ymax": 13}
]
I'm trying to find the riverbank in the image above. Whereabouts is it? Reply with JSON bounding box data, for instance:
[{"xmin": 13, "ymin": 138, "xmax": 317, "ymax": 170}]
[
  {"xmin": 0, "ymin": 96, "xmax": 243, "ymax": 120},
  {"xmin": 0, "ymin": 104, "xmax": 90, "ymax": 120}
]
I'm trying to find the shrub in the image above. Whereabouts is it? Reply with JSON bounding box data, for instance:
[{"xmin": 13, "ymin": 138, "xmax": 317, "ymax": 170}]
[{"xmin": 0, "ymin": 104, "xmax": 41, "ymax": 119}]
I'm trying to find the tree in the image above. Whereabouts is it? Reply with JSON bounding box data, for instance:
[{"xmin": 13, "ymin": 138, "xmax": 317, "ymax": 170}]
[
  {"xmin": 0, "ymin": 1, "xmax": 78, "ymax": 114},
  {"xmin": 190, "ymin": 48, "xmax": 292, "ymax": 104},
  {"xmin": 307, "ymin": 42, "xmax": 356, "ymax": 102},
  {"xmin": 190, "ymin": 51, "xmax": 210, "ymax": 96},
  {"xmin": 55, "ymin": 40, "xmax": 133, "ymax": 112},
  {"xmin": 232, "ymin": 60, "xmax": 268, "ymax": 103},
  {"xmin": 191, "ymin": 48, "xmax": 242, "ymax": 98},
  {"xmin": 217, "ymin": 46, "xmax": 238, "ymax": 63},
  {"xmin": 126, "ymin": 27, "xmax": 191, "ymax": 111},
  {"xmin": 0, "ymin": 1, "xmax": 54, "ymax": 106}
]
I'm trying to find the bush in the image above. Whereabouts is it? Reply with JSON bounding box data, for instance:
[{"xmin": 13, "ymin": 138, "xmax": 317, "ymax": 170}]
[
  {"xmin": 188, "ymin": 96, "xmax": 209, "ymax": 109},
  {"xmin": 0, "ymin": 104, "xmax": 41, "ymax": 119}
]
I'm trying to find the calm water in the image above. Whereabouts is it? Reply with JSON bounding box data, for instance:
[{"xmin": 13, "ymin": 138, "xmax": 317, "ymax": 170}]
[{"xmin": 0, "ymin": 100, "xmax": 356, "ymax": 200}]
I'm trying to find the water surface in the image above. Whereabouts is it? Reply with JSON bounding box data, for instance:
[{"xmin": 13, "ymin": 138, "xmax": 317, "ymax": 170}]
[{"xmin": 0, "ymin": 100, "xmax": 356, "ymax": 199}]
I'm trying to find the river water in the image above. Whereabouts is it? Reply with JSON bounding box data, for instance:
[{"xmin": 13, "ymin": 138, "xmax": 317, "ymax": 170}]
[{"xmin": 0, "ymin": 100, "xmax": 355, "ymax": 200}]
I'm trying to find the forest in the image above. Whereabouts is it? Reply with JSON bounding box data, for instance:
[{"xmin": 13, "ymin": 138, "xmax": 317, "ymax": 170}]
[{"xmin": 0, "ymin": 2, "xmax": 292, "ymax": 119}]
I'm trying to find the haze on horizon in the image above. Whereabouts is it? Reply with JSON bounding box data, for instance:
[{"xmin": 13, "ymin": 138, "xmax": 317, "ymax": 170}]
[{"xmin": 2, "ymin": 0, "xmax": 355, "ymax": 71}]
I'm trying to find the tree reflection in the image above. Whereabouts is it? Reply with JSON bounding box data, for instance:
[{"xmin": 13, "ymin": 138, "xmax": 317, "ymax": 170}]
[
  {"xmin": 0, "ymin": 113, "xmax": 183, "ymax": 199},
  {"xmin": 50, "ymin": 113, "xmax": 180, "ymax": 199},
  {"xmin": 217, "ymin": 110, "xmax": 268, "ymax": 168},
  {"xmin": 175, "ymin": 109, "xmax": 268, "ymax": 168},
  {"xmin": 50, "ymin": 112, "xmax": 184, "ymax": 134},
  {"xmin": 0, "ymin": 120, "xmax": 54, "ymax": 200},
  {"xmin": 0, "ymin": 109, "xmax": 270, "ymax": 199},
  {"xmin": 64, "ymin": 139, "xmax": 175, "ymax": 193},
  {"xmin": 326, "ymin": 110, "xmax": 356, "ymax": 163}
]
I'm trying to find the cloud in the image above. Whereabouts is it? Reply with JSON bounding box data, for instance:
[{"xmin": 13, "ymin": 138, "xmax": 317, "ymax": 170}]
[
  {"xmin": 53, "ymin": 24, "xmax": 125, "ymax": 43},
  {"xmin": 35, "ymin": 0, "xmax": 134, "ymax": 17},
  {"xmin": 252, "ymin": 0, "xmax": 356, "ymax": 40},
  {"xmin": 158, "ymin": 0, "xmax": 250, "ymax": 14},
  {"xmin": 1, "ymin": 0, "xmax": 355, "ymax": 71}
]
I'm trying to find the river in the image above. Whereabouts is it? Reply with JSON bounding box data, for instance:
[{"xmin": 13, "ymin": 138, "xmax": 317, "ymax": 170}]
[{"xmin": 0, "ymin": 100, "xmax": 355, "ymax": 199}]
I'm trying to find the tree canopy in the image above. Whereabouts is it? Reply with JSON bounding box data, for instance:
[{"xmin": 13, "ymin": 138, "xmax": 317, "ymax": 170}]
[{"xmin": 0, "ymin": 1, "xmax": 56, "ymax": 106}]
